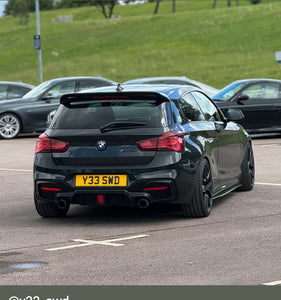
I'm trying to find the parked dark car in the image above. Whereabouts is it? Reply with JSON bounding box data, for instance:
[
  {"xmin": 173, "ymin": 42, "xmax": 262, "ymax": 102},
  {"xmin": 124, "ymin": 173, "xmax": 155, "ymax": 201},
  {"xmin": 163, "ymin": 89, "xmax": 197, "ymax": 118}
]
[
  {"xmin": 212, "ymin": 78, "xmax": 281, "ymax": 134},
  {"xmin": 123, "ymin": 76, "xmax": 219, "ymax": 97},
  {"xmin": 0, "ymin": 81, "xmax": 34, "ymax": 101},
  {"xmin": 0, "ymin": 76, "xmax": 117, "ymax": 139},
  {"xmin": 34, "ymin": 84, "xmax": 254, "ymax": 218}
]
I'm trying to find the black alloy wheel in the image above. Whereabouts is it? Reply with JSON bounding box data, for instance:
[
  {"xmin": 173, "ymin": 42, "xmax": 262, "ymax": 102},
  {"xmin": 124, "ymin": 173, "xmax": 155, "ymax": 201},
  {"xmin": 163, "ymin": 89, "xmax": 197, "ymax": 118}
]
[
  {"xmin": 238, "ymin": 143, "xmax": 255, "ymax": 191},
  {"xmin": 182, "ymin": 159, "xmax": 213, "ymax": 218}
]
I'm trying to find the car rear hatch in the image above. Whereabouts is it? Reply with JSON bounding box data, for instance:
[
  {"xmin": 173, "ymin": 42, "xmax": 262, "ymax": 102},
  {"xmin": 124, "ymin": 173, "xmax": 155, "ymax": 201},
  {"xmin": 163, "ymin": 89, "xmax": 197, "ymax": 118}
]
[{"xmin": 44, "ymin": 92, "xmax": 173, "ymax": 167}]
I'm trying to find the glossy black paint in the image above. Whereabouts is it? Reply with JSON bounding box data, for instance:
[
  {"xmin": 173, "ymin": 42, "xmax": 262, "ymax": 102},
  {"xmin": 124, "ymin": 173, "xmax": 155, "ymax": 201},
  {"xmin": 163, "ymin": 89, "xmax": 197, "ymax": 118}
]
[
  {"xmin": 212, "ymin": 79, "xmax": 281, "ymax": 134},
  {"xmin": 0, "ymin": 76, "xmax": 117, "ymax": 137},
  {"xmin": 34, "ymin": 85, "xmax": 252, "ymax": 217}
]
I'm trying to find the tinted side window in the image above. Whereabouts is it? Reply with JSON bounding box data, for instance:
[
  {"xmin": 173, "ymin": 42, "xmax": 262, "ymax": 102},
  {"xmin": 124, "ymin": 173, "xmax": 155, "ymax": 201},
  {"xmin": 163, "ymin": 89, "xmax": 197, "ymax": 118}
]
[
  {"xmin": 45, "ymin": 81, "xmax": 76, "ymax": 97},
  {"xmin": 7, "ymin": 85, "xmax": 30, "ymax": 99},
  {"xmin": 180, "ymin": 93, "xmax": 204, "ymax": 122},
  {"xmin": 170, "ymin": 100, "xmax": 182, "ymax": 123},
  {"xmin": 79, "ymin": 79, "xmax": 112, "ymax": 91},
  {"xmin": 242, "ymin": 83, "xmax": 280, "ymax": 99},
  {"xmin": 192, "ymin": 92, "xmax": 222, "ymax": 121}
]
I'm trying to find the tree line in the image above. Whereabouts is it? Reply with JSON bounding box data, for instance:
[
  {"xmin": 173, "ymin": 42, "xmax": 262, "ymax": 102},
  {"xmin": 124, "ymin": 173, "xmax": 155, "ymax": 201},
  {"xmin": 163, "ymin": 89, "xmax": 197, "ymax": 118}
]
[{"xmin": 4, "ymin": 0, "xmax": 262, "ymax": 24}]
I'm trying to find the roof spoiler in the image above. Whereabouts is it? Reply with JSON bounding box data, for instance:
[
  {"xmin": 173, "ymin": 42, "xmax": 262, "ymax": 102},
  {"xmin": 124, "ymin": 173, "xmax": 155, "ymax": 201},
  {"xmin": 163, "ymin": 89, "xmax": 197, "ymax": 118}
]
[{"xmin": 60, "ymin": 92, "xmax": 169, "ymax": 108}]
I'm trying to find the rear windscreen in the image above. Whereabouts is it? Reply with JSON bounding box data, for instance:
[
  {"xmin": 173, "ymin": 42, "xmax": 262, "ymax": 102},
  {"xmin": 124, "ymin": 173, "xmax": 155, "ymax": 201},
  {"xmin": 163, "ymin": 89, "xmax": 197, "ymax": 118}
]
[{"xmin": 51, "ymin": 100, "xmax": 170, "ymax": 129}]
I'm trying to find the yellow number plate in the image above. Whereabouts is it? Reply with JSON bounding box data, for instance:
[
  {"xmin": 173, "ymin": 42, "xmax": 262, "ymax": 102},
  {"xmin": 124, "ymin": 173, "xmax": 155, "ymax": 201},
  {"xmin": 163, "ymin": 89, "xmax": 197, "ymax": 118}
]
[{"xmin": 75, "ymin": 175, "xmax": 127, "ymax": 187}]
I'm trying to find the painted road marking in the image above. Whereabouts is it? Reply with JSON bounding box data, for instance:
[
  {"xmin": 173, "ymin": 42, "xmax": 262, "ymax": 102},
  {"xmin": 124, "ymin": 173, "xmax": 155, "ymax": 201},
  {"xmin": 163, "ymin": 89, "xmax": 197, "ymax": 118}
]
[
  {"xmin": 255, "ymin": 182, "xmax": 281, "ymax": 187},
  {"xmin": 258, "ymin": 144, "xmax": 281, "ymax": 147},
  {"xmin": 262, "ymin": 280, "xmax": 281, "ymax": 286},
  {"xmin": 0, "ymin": 168, "xmax": 32, "ymax": 172},
  {"xmin": 46, "ymin": 234, "xmax": 149, "ymax": 251}
]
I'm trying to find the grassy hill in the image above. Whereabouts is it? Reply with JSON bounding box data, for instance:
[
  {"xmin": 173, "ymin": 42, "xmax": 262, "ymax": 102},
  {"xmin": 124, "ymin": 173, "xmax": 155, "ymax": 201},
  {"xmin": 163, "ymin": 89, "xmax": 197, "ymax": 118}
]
[{"xmin": 0, "ymin": 0, "xmax": 281, "ymax": 89}]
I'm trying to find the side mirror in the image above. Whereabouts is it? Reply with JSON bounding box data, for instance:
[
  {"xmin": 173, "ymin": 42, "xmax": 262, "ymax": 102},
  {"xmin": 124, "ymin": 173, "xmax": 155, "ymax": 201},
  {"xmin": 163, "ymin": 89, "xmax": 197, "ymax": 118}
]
[
  {"xmin": 41, "ymin": 93, "xmax": 54, "ymax": 100},
  {"xmin": 237, "ymin": 94, "xmax": 249, "ymax": 104},
  {"xmin": 227, "ymin": 108, "xmax": 244, "ymax": 121}
]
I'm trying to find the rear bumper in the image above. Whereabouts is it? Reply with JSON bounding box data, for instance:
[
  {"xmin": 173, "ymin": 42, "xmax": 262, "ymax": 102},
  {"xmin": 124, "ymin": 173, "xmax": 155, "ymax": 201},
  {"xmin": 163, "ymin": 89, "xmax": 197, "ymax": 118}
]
[
  {"xmin": 34, "ymin": 153, "xmax": 197, "ymax": 208},
  {"xmin": 34, "ymin": 178, "xmax": 181, "ymax": 208}
]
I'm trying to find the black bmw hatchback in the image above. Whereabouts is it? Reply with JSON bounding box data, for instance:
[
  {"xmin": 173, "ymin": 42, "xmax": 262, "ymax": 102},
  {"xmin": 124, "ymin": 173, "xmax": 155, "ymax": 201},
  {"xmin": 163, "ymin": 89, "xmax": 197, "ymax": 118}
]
[{"xmin": 34, "ymin": 84, "xmax": 255, "ymax": 218}]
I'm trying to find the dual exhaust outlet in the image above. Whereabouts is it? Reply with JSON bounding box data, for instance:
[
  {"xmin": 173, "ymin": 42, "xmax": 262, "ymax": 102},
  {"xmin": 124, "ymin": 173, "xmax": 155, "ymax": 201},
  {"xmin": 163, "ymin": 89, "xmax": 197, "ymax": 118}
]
[
  {"xmin": 56, "ymin": 197, "xmax": 150, "ymax": 209},
  {"xmin": 57, "ymin": 198, "xmax": 69, "ymax": 210},
  {"xmin": 136, "ymin": 198, "xmax": 150, "ymax": 209}
]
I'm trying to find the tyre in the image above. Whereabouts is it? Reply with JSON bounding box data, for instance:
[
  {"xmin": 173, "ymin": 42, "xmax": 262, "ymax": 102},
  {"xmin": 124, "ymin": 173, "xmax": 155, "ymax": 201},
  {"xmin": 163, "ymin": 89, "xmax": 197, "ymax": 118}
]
[
  {"xmin": 0, "ymin": 113, "xmax": 21, "ymax": 139},
  {"xmin": 238, "ymin": 143, "xmax": 255, "ymax": 191},
  {"xmin": 34, "ymin": 196, "xmax": 70, "ymax": 218},
  {"xmin": 182, "ymin": 159, "xmax": 213, "ymax": 218}
]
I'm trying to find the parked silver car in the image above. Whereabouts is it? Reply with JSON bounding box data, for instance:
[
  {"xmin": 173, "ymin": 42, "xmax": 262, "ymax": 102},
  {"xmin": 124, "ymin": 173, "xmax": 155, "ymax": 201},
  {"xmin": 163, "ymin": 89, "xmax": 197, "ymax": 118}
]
[{"xmin": 123, "ymin": 76, "xmax": 219, "ymax": 97}]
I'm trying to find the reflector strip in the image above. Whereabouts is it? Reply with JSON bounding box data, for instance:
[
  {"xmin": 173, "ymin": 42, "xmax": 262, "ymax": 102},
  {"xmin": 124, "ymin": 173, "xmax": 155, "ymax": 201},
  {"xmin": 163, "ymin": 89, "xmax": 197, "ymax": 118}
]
[
  {"xmin": 40, "ymin": 187, "xmax": 61, "ymax": 191},
  {"xmin": 143, "ymin": 186, "xmax": 168, "ymax": 191},
  {"xmin": 98, "ymin": 194, "xmax": 104, "ymax": 205}
]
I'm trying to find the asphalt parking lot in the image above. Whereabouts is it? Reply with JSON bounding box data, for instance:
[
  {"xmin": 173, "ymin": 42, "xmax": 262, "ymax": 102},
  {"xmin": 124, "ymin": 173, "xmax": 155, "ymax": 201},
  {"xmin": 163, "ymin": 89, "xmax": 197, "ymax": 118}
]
[{"xmin": 0, "ymin": 134, "xmax": 281, "ymax": 285}]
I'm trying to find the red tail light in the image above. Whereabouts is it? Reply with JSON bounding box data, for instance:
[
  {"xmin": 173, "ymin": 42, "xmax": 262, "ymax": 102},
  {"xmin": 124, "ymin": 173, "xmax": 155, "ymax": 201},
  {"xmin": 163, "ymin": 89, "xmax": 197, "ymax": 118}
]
[
  {"xmin": 143, "ymin": 186, "xmax": 168, "ymax": 191},
  {"xmin": 136, "ymin": 131, "xmax": 184, "ymax": 153},
  {"xmin": 40, "ymin": 187, "xmax": 61, "ymax": 191},
  {"xmin": 35, "ymin": 134, "xmax": 69, "ymax": 153}
]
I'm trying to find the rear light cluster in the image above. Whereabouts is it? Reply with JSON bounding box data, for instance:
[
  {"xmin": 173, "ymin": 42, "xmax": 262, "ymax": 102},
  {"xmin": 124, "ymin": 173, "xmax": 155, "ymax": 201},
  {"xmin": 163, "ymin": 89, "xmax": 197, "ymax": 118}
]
[
  {"xmin": 35, "ymin": 132, "xmax": 184, "ymax": 153},
  {"xmin": 35, "ymin": 134, "xmax": 69, "ymax": 154},
  {"xmin": 136, "ymin": 131, "xmax": 184, "ymax": 153}
]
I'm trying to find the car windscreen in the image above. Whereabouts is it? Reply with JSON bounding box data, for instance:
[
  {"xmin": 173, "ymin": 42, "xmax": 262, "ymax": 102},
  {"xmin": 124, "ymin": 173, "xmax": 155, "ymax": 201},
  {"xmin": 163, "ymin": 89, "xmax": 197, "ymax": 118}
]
[
  {"xmin": 23, "ymin": 80, "xmax": 54, "ymax": 99},
  {"xmin": 212, "ymin": 81, "xmax": 247, "ymax": 101},
  {"xmin": 51, "ymin": 99, "xmax": 170, "ymax": 130}
]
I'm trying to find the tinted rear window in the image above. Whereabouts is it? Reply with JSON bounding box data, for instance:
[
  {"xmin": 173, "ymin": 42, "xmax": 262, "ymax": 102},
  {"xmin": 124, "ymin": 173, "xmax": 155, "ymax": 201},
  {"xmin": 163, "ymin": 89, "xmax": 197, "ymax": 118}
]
[{"xmin": 51, "ymin": 100, "xmax": 170, "ymax": 129}]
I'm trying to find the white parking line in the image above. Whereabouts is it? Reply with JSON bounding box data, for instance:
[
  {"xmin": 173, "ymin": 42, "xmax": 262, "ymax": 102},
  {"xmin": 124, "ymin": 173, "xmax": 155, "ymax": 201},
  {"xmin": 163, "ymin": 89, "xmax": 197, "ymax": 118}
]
[
  {"xmin": 0, "ymin": 168, "xmax": 32, "ymax": 172},
  {"xmin": 262, "ymin": 280, "xmax": 281, "ymax": 286},
  {"xmin": 255, "ymin": 182, "xmax": 281, "ymax": 187},
  {"xmin": 46, "ymin": 234, "xmax": 149, "ymax": 251},
  {"xmin": 258, "ymin": 144, "xmax": 281, "ymax": 147}
]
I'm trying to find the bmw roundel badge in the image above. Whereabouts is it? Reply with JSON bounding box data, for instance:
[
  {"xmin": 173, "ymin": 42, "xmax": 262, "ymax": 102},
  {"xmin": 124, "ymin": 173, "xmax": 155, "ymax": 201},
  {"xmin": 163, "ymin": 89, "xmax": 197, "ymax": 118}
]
[{"xmin": 96, "ymin": 140, "xmax": 107, "ymax": 151}]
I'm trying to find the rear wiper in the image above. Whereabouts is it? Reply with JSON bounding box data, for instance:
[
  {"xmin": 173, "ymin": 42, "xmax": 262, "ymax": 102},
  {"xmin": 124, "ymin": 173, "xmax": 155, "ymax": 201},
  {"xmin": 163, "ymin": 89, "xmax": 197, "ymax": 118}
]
[{"xmin": 100, "ymin": 121, "xmax": 146, "ymax": 133}]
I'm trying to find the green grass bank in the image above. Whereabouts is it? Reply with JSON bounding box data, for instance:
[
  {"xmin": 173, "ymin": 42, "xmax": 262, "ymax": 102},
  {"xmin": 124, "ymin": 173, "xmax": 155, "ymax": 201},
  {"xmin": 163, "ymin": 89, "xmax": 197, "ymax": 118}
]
[{"xmin": 0, "ymin": 1, "xmax": 281, "ymax": 89}]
